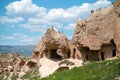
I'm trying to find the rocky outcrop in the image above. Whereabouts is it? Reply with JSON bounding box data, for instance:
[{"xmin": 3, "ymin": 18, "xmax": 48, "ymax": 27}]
[
  {"xmin": 0, "ymin": 53, "xmax": 21, "ymax": 79},
  {"xmin": 0, "ymin": 53, "xmax": 20, "ymax": 72},
  {"xmin": 29, "ymin": 0, "xmax": 120, "ymax": 78},
  {"xmin": 0, "ymin": 53, "xmax": 39, "ymax": 80},
  {"xmin": 32, "ymin": 27, "xmax": 84, "ymax": 78},
  {"xmin": 72, "ymin": 6, "xmax": 115, "ymax": 50},
  {"xmin": 32, "ymin": 27, "xmax": 69, "ymax": 63},
  {"xmin": 113, "ymin": 0, "xmax": 120, "ymax": 56},
  {"xmin": 70, "ymin": 1, "xmax": 120, "ymax": 61},
  {"xmin": 39, "ymin": 58, "xmax": 83, "ymax": 78}
]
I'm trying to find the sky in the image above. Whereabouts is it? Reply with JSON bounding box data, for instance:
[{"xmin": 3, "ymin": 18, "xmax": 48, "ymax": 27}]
[{"xmin": 0, "ymin": 0, "xmax": 115, "ymax": 45}]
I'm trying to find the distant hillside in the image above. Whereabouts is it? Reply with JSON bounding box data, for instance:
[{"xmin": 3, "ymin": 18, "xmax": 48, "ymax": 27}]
[{"xmin": 0, "ymin": 45, "xmax": 35, "ymax": 57}]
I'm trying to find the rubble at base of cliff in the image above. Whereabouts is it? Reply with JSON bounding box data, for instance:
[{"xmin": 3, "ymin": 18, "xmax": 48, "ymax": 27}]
[
  {"xmin": 0, "ymin": 53, "xmax": 83, "ymax": 79},
  {"xmin": 0, "ymin": 53, "xmax": 39, "ymax": 80}
]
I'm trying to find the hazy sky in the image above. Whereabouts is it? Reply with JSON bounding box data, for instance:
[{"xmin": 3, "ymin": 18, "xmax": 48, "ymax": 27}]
[{"xmin": 0, "ymin": 0, "xmax": 115, "ymax": 45}]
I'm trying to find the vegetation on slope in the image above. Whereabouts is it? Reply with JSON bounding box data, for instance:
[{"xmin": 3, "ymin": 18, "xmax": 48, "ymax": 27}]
[
  {"xmin": 11, "ymin": 67, "xmax": 40, "ymax": 80},
  {"xmin": 21, "ymin": 67, "xmax": 40, "ymax": 80},
  {"xmin": 41, "ymin": 59, "xmax": 120, "ymax": 80}
]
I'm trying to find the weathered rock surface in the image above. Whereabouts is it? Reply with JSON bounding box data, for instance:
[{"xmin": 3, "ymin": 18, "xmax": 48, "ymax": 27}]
[
  {"xmin": 39, "ymin": 58, "xmax": 83, "ymax": 78},
  {"xmin": 0, "ymin": 53, "xmax": 38, "ymax": 80},
  {"xmin": 39, "ymin": 58, "xmax": 59, "ymax": 77},
  {"xmin": 30, "ymin": 0, "xmax": 120, "ymax": 78},
  {"xmin": 32, "ymin": 27, "xmax": 69, "ymax": 63},
  {"xmin": 0, "ymin": 53, "xmax": 20, "ymax": 71},
  {"xmin": 0, "ymin": 53, "xmax": 21, "ymax": 79},
  {"xmin": 70, "ymin": 1, "xmax": 120, "ymax": 61},
  {"xmin": 113, "ymin": 0, "xmax": 120, "ymax": 56},
  {"xmin": 72, "ymin": 6, "xmax": 116, "ymax": 50}
]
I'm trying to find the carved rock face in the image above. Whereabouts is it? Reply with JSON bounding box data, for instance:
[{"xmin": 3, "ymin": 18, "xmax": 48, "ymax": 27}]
[
  {"xmin": 113, "ymin": 0, "xmax": 120, "ymax": 55},
  {"xmin": 32, "ymin": 0, "xmax": 120, "ymax": 61},
  {"xmin": 72, "ymin": 5, "xmax": 119, "ymax": 51},
  {"xmin": 32, "ymin": 27, "xmax": 69, "ymax": 61},
  {"xmin": 70, "ymin": 1, "xmax": 120, "ymax": 60}
]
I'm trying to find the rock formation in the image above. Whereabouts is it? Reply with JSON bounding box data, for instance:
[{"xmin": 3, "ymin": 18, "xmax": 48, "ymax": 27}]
[
  {"xmin": 32, "ymin": 27, "xmax": 69, "ymax": 63},
  {"xmin": 1, "ymin": 0, "xmax": 119, "ymax": 79},
  {"xmin": 32, "ymin": 27, "xmax": 84, "ymax": 78},
  {"xmin": 30, "ymin": 2, "xmax": 120, "ymax": 77},
  {"xmin": 0, "ymin": 53, "xmax": 39, "ymax": 79},
  {"xmin": 113, "ymin": 0, "xmax": 120, "ymax": 56},
  {"xmin": 70, "ymin": 0, "xmax": 120, "ymax": 61}
]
